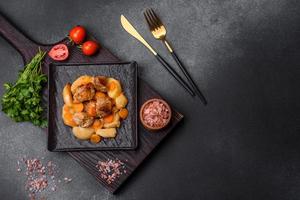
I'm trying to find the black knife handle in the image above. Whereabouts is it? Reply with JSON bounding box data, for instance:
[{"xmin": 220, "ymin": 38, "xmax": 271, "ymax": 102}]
[
  {"xmin": 155, "ymin": 53, "xmax": 195, "ymax": 96},
  {"xmin": 171, "ymin": 51, "xmax": 207, "ymax": 105}
]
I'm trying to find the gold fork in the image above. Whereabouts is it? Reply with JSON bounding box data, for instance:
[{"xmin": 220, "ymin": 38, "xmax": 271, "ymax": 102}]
[{"xmin": 144, "ymin": 8, "xmax": 207, "ymax": 105}]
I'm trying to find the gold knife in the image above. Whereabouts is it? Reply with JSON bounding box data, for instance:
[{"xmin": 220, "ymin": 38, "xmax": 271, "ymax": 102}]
[
  {"xmin": 120, "ymin": 15, "xmax": 195, "ymax": 96},
  {"xmin": 120, "ymin": 15, "xmax": 157, "ymax": 55}
]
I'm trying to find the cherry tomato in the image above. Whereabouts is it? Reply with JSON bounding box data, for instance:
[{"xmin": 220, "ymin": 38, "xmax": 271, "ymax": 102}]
[
  {"xmin": 69, "ymin": 26, "xmax": 86, "ymax": 44},
  {"xmin": 48, "ymin": 44, "xmax": 69, "ymax": 61},
  {"xmin": 82, "ymin": 41, "xmax": 99, "ymax": 56}
]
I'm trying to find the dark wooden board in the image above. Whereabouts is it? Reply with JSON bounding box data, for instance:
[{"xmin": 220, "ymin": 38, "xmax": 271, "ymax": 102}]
[
  {"xmin": 48, "ymin": 62, "xmax": 138, "ymax": 151},
  {"xmin": 0, "ymin": 13, "xmax": 184, "ymax": 193}
]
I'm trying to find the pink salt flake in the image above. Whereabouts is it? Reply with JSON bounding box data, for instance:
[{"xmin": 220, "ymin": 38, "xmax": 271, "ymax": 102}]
[
  {"xmin": 26, "ymin": 177, "xmax": 48, "ymax": 192},
  {"xmin": 142, "ymin": 99, "xmax": 171, "ymax": 128},
  {"xmin": 96, "ymin": 159, "xmax": 126, "ymax": 184},
  {"xmin": 16, "ymin": 156, "xmax": 74, "ymax": 199}
]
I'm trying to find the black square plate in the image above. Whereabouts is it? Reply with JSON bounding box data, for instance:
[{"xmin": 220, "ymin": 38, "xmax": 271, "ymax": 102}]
[{"xmin": 47, "ymin": 62, "xmax": 138, "ymax": 151}]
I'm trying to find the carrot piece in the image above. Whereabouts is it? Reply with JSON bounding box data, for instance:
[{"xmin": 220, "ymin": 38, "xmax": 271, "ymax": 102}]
[
  {"xmin": 69, "ymin": 103, "xmax": 84, "ymax": 113},
  {"xmin": 94, "ymin": 91, "xmax": 106, "ymax": 99},
  {"xmin": 62, "ymin": 104, "xmax": 77, "ymax": 127},
  {"xmin": 63, "ymin": 104, "xmax": 70, "ymax": 112},
  {"xmin": 118, "ymin": 108, "xmax": 129, "ymax": 119},
  {"xmin": 104, "ymin": 114, "xmax": 114, "ymax": 123},
  {"xmin": 90, "ymin": 134, "xmax": 101, "ymax": 144},
  {"xmin": 63, "ymin": 113, "xmax": 77, "ymax": 127},
  {"xmin": 92, "ymin": 119, "xmax": 103, "ymax": 130},
  {"xmin": 107, "ymin": 82, "xmax": 116, "ymax": 91}
]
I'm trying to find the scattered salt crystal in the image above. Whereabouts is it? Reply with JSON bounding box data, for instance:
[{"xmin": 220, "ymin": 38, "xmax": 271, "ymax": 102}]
[
  {"xmin": 17, "ymin": 157, "xmax": 73, "ymax": 199},
  {"xmin": 63, "ymin": 177, "xmax": 72, "ymax": 183},
  {"xmin": 96, "ymin": 159, "xmax": 126, "ymax": 184}
]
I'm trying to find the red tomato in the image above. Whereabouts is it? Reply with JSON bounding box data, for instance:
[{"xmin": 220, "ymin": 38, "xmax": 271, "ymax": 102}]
[
  {"xmin": 48, "ymin": 44, "xmax": 69, "ymax": 61},
  {"xmin": 82, "ymin": 41, "xmax": 100, "ymax": 56},
  {"xmin": 69, "ymin": 26, "xmax": 86, "ymax": 44}
]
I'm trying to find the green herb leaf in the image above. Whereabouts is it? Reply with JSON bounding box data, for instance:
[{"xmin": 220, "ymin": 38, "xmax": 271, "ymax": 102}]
[{"xmin": 1, "ymin": 50, "xmax": 48, "ymax": 127}]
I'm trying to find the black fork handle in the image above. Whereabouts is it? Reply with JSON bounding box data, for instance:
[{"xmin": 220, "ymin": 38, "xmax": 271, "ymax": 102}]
[
  {"xmin": 155, "ymin": 53, "xmax": 195, "ymax": 97},
  {"xmin": 171, "ymin": 51, "xmax": 207, "ymax": 105}
]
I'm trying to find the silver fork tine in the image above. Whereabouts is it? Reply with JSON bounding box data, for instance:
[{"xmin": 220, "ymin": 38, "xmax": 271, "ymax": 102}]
[{"xmin": 149, "ymin": 8, "xmax": 162, "ymax": 26}]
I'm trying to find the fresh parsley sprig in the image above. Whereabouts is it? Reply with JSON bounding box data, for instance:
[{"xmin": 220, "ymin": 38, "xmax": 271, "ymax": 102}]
[{"xmin": 1, "ymin": 49, "xmax": 48, "ymax": 127}]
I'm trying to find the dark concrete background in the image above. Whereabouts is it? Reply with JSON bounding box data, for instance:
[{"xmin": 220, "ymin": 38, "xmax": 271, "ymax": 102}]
[{"xmin": 0, "ymin": 0, "xmax": 299, "ymax": 199}]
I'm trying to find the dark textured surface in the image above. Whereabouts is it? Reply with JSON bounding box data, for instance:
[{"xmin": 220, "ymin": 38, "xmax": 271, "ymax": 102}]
[
  {"xmin": 0, "ymin": 0, "xmax": 299, "ymax": 200},
  {"xmin": 48, "ymin": 62, "xmax": 138, "ymax": 151}
]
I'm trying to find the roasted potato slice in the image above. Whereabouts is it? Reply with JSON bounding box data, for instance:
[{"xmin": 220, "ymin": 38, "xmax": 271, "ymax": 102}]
[
  {"xmin": 106, "ymin": 78, "xmax": 122, "ymax": 99},
  {"xmin": 72, "ymin": 127, "xmax": 95, "ymax": 140},
  {"xmin": 115, "ymin": 93, "xmax": 128, "ymax": 109},
  {"xmin": 63, "ymin": 83, "xmax": 73, "ymax": 105},
  {"xmin": 96, "ymin": 128, "xmax": 117, "ymax": 138}
]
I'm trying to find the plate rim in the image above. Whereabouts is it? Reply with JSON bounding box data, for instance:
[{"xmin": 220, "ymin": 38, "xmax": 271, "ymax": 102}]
[{"xmin": 47, "ymin": 61, "xmax": 138, "ymax": 151}]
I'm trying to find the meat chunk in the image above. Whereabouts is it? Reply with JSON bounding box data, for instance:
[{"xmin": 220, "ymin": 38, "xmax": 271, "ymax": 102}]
[
  {"xmin": 84, "ymin": 100, "xmax": 97, "ymax": 117},
  {"xmin": 93, "ymin": 76, "xmax": 107, "ymax": 92},
  {"xmin": 96, "ymin": 96, "xmax": 112, "ymax": 118},
  {"xmin": 73, "ymin": 83, "xmax": 95, "ymax": 103},
  {"xmin": 72, "ymin": 112, "xmax": 94, "ymax": 128}
]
